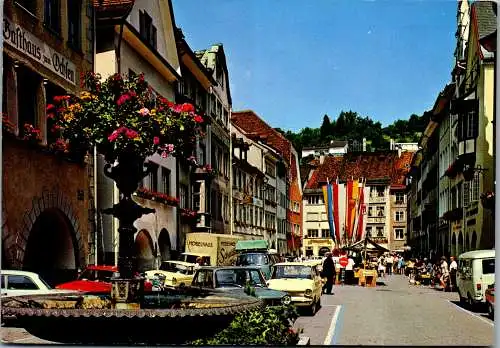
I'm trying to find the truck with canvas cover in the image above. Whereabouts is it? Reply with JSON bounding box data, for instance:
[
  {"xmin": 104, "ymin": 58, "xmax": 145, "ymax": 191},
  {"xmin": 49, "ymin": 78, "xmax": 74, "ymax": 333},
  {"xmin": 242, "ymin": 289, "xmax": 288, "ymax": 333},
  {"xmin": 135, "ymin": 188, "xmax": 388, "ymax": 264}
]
[
  {"xmin": 235, "ymin": 240, "xmax": 280, "ymax": 279},
  {"xmin": 183, "ymin": 233, "xmax": 242, "ymax": 266}
]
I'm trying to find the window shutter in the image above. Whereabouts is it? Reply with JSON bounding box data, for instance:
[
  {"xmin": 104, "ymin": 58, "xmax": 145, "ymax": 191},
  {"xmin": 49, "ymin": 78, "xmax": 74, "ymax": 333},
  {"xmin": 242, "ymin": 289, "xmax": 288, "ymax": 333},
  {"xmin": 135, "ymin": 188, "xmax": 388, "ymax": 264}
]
[{"xmin": 139, "ymin": 11, "xmax": 145, "ymax": 38}]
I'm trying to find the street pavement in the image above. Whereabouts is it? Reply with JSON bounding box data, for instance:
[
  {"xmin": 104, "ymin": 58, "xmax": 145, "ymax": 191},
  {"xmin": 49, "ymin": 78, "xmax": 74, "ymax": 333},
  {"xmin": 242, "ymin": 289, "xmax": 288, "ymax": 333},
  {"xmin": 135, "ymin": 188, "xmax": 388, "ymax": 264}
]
[
  {"xmin": 2, "ymin": 275, "xmax": 494, "ymax": 345},
  {"xmin": 294, "ymin": 274, "xmax": 494, "ymax": 346}
]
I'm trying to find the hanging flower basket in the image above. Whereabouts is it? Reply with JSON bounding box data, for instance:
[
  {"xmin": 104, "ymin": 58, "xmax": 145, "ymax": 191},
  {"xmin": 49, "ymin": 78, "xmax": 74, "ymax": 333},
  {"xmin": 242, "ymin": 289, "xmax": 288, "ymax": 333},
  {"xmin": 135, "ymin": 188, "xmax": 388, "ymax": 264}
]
[{"xmin": 49, "ymin": 72, "xmax": 205, "ymax": 165}]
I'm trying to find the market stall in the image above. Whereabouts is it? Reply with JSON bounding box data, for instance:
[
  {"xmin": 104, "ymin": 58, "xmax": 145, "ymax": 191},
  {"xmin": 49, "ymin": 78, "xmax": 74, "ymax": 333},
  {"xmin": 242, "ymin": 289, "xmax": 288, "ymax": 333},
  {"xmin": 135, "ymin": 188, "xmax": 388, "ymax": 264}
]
[{"xmin": 345, "ymin": 238, "xmax": 389, "ymax": 287}]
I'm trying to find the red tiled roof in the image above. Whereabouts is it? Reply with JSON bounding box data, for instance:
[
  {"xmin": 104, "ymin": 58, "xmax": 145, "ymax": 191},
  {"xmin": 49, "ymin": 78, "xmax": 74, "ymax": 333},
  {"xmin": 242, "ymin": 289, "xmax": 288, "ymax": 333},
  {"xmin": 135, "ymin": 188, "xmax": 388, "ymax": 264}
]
[
  {"xmin": 232, "ymin": 110, "xmax": 298, "ymax": 181},
  {"xmin": 305, "ymin": 151, "xmax": 414, "ymax": 189}
]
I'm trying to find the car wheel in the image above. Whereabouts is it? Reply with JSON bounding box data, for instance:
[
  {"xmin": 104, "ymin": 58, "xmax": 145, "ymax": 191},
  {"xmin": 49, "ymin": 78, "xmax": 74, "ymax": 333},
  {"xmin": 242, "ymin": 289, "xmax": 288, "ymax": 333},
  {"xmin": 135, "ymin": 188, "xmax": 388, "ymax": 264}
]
[
  {"xmin": 467, "ymin": 293, "xmax": 475, "ymax": 310},
  {"xmin": 316, "ymin": 297, "xmax": 321, "ymax": 311},
  {"xmin": 308, "ymin": 299, "xmax": 317, "ymax": 316},
  {"xmin": 488, "ymin": 303, "xmax": 494, "ymax": 319}
]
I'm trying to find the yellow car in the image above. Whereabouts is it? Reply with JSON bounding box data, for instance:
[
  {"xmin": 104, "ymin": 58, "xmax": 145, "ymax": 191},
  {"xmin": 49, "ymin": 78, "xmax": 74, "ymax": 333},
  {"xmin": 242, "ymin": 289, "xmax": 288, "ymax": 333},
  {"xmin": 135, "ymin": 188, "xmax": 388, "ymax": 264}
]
[
  {"xmin": 145, "ymin": 261, "xmax": 196, "ymax": 289},
  {"xmin": 267, "ymin": 262, "xmax": 323, "ymax": 315}
]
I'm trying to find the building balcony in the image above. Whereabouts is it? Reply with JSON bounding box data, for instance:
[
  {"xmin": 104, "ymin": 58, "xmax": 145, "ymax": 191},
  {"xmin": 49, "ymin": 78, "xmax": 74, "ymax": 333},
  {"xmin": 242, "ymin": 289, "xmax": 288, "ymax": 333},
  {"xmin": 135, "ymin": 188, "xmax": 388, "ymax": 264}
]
[
  {"xmin": 367, "ymin": 216, "xmax": 385, "ymax": 224},
  {"xmin": 134, "ymin": 187, "xmax": 179, "ymax": 207},
  {"xmin": 369, "ymin": 196, "xmax": 386, "ymax": 204}
]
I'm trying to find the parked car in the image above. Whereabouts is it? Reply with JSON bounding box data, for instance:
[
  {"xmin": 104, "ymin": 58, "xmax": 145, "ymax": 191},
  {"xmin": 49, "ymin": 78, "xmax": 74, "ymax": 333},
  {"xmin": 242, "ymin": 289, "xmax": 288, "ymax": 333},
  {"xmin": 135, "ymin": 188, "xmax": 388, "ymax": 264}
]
[
  {"xmin": 191, "ymin": 266, "xmax": 291, "ymax": 307},
  {"xmin": 485, "ymin": 283, "xmax": 495, "ymax": 319},
  {"xmin": 1, "ymin": 270, "xmax": 78, "ymax": 298},
  {"xmin": 55, "ymin": 265, "xmax": 118, "ymax": 293},
  {"xmin": 267, "ymin": 262, "xmax": 323, "ymax": 315},
  {"xmin": 145, "ymin": 261, "xmax": 196, "ymax": 289},
  {"xmin": 457, "ymin": 249, "xmax": 495, "ymax": 309}
]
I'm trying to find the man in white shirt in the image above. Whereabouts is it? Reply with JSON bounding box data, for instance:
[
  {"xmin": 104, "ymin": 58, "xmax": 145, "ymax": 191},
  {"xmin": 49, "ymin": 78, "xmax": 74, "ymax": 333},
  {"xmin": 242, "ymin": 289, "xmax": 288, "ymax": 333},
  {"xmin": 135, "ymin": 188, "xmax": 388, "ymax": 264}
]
[
  {"xmin": 386, "ymin": 254, "xmax": 394, "ymax": 275},
  {"xmin": 449, "ymin": 256, "xmax": 458, "ymax": 290},
  {"xmin": 345, "ymin": 257, "xmax": 355, "ymax": 284}
]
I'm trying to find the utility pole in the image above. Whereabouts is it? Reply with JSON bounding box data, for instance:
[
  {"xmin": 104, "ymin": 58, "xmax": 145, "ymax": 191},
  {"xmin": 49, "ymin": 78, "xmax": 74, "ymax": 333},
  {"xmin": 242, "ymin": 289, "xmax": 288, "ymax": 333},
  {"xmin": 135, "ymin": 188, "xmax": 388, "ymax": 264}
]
[{"xmin": 229, "ymin": 106, "xmax": 233, "ymax": 235}]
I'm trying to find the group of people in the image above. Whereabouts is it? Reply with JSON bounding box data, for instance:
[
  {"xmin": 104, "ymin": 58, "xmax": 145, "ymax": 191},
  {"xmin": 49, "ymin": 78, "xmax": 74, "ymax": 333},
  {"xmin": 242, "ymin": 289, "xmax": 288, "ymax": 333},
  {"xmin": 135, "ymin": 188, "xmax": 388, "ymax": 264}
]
[
  {"xmin": 376, "ymin": 253, "xmax": 406, "ymax": 277},
  {"xmin": 406, "ymin": 255, "xmax": 458, "ymax": 291}
]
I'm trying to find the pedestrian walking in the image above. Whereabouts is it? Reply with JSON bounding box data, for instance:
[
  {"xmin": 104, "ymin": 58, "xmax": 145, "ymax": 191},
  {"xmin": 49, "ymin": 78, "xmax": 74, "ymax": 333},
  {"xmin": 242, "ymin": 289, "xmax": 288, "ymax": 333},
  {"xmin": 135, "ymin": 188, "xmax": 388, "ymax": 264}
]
[
  {"xmin": 322, "ymin": 252, "xmax": 336, "ymax": 295},
  {"xmin": 345, "ymin": 255, "xmax": 355, "ymax": 285},
  {"xmin": 449, "ymin": 256, "xmax": 458, "ymax": 291},
  {"xmin": 378, "ymin": 257, "xmax": 386, "ymax": 278},
  {"xmin": 397, "ymin": 256, "xmax": 405, "ymax": 274},
  {"xmin": 386, "ymin": 253, "xmax": 394, "ymax": 275},
  {"xmin": 439, "ymin": 256, "xmax": 450, "ymax": 291}
]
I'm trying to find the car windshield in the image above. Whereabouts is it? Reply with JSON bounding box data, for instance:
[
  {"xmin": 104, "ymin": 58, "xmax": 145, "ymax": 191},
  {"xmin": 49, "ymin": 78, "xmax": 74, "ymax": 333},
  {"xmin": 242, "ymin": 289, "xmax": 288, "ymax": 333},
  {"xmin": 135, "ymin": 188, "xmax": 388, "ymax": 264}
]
[
  {"xmin": 160, "ymin": 262, "xmax": 194, "ymax": 275},
  {"xmin": 79, "ymin": 269, "xmax": 114, "ymax": 282},
  {"xmin": 236, "ymin": 253, "xmax": 268, "ymax": 266},
  {"xmin": 215, "ymin": 269, "xmax": 266, "ymax": 288},
  {"xmin": 482, "ymin": 258, "xmax": 495, "ymax": 274},
  {"xmin": 271, "ymin": 265, "xmax": 312, "ymax": 280}
]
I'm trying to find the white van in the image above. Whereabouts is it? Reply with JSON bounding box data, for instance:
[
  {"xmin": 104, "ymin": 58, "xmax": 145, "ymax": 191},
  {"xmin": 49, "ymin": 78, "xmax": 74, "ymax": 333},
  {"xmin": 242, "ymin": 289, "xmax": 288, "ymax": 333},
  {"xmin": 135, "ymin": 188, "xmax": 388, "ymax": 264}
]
[{"xmin": 457, "ymin": 249, "xmax": 495, "ymax": 308}]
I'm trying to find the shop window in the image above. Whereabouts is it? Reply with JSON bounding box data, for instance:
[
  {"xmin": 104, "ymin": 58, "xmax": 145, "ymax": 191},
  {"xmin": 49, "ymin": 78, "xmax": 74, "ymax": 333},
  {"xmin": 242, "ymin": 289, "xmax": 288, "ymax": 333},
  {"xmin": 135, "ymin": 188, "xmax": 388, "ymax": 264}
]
[
  {"xmin": 17, "ymin": 68, "xmax": 39, "ymax": 137},
  {"xmin": 395, "ymin": 211, "xmax": 404, "ymax": 222},
  {"xmin": 147, "ymin": 162, "xmax": 158, "ymax": 191},
  {"xmin": 161, "ymin": 167, "xmax": 170, "ymax": 195},
  {"xmin": 67, "ymin": 0, "xmax": 81, "ymax": 49},
  {"xmin": 394, "ymin": 228, "xmax": 404, "ymax": 240},
  {"xmin": 139, "ymin": 10, "xmax": 157, "ymax": 50},
  {"xmin": 179, "ymin": 185, "xmax": 187, "ymax": 209},
  {"xmin": 44, "ymin": 0, "xmax": 61, "ymax": 33},
  {"xmin": 192, "ymin": 182, "xmax": 201, "ymax": 211}
]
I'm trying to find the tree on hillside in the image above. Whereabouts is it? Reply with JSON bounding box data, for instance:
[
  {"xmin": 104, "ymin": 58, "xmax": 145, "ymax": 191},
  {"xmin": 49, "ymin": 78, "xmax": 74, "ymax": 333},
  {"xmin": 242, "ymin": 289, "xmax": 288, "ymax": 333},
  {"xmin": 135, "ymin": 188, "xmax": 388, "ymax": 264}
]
[{"xmin": 320, "ymin": 114, "xmax": 332, "ymax": 140}]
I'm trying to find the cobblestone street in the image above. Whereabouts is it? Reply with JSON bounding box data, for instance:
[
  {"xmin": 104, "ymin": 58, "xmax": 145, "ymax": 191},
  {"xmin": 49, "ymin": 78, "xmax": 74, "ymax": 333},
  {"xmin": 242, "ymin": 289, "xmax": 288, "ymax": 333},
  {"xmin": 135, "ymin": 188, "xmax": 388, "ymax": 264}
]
[{"xmin": 294, "ymin": 275, "xmax": 494, "ymax": 346}]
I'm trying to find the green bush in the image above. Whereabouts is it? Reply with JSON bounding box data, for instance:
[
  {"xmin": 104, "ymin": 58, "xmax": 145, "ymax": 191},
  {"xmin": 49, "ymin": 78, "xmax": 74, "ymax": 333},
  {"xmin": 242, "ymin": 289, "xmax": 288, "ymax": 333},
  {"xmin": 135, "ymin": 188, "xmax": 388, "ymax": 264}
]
[{"xmin": 191, "ymin": 305, "xmax": 302, "ymax": 345}]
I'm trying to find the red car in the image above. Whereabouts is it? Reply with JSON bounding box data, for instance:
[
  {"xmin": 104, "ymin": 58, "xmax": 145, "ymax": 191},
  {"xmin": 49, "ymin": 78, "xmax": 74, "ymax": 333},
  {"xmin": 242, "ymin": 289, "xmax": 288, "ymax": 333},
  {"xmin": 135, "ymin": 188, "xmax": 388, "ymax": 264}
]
[{"xmin": 56, "ymin": 265, "xmax": 153, "ymax": 293}]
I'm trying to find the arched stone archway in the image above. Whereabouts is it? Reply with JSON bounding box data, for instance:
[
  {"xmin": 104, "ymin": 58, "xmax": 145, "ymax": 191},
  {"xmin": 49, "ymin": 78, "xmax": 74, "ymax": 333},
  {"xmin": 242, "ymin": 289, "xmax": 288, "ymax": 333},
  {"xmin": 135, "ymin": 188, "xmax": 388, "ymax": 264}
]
[
  {"xmin": 23, "ymin": 208, "xmax": 79, "ymax": 286},
  {"xmin": 2, "ymin": 189, "xmax": 86, "ymax": 278},
  {"xmin": 451, "ymin": 233, "xmax": 457, "ymax": 257},
  {"xmin": 458, "ymin": 232, "xmax": 463, "ymax": 256},
  {"xmin": 465, "ymin": 233, "xmax": 470, "ymax": 252},
  {"xmin": 158, "ymin": 228, "xmax": 171, "ymax": 262},
  {"xmin": 135, "ymin": 229, "xmax": 155, "ymax": 272},
  {"xmin": 471, "ymin": 231, "xmax": 477, "ymax": 251},
  {"xmin": 318, "ymin": 247, "xmax": 330, "ymax": 257}
]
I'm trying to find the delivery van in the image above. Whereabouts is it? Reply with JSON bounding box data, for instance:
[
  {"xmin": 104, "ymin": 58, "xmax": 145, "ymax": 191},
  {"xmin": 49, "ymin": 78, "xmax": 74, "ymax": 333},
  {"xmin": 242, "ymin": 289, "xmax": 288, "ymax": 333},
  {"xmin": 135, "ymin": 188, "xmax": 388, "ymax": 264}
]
[
  {"xmin": 183, "ymin": 233, "xmax": 242, "ymax": 266},
  {"xmin": 457, "ymin": 249, "xmax": 495, "ymax": 308}
]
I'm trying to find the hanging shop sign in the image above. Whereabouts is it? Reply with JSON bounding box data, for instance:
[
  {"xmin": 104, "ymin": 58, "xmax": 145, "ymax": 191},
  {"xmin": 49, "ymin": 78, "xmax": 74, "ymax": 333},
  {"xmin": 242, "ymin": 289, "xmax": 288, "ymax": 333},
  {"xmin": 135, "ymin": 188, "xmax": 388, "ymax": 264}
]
[{"xmin": 3, "ymin": 18, "xmax": 76, "ymax": 85}]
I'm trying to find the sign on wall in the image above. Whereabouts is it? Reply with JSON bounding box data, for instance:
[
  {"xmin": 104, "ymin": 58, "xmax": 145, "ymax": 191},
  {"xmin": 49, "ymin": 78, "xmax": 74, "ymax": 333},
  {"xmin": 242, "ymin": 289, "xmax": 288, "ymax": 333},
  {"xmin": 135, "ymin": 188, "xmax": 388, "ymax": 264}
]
[{"xmin": 3, "ymin": 18, "xmax": 77, "ymax": 85}]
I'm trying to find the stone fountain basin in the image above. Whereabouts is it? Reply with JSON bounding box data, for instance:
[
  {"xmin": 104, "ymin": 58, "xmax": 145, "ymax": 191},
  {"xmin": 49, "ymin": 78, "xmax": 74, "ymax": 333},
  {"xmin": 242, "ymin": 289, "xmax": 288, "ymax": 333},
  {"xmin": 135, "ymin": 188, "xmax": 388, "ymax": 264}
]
[{"xmin": 2, "ymin": 289, "xmax": 263, "ymax": 345}]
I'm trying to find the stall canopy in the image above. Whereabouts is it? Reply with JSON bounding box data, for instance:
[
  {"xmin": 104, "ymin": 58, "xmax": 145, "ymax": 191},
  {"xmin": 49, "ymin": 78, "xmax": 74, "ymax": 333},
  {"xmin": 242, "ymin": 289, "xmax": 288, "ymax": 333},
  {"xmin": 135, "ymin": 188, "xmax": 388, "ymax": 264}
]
[
  {"xmin": 347, "ymin": 238, "xmax": 389, "ymax": 253},
  {"xmin": 235, "ymin": 239, "xmax": 268, "ymax": 251}
]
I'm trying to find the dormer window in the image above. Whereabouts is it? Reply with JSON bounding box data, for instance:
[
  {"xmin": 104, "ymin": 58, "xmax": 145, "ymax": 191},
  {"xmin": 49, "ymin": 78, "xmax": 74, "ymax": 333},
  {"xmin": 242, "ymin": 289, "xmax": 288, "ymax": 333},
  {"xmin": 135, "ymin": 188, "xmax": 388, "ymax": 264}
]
[{"xmin": 139, "ymin": 10, "xmax": 157, "ymax": 50}]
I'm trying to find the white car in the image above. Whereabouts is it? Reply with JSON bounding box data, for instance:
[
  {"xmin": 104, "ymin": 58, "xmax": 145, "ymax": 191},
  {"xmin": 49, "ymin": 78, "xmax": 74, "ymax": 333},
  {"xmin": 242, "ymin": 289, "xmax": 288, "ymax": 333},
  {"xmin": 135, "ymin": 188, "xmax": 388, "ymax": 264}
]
[{"xmin": 1, "ymin": 270, "xmax": 78, "ymax": 298}]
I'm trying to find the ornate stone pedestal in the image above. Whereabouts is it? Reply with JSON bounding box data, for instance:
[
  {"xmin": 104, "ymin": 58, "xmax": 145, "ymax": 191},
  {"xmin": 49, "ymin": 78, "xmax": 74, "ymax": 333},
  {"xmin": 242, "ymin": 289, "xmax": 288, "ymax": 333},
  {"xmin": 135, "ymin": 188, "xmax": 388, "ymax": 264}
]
[{"xmin": 111, "ymin": 277, "xmax": 145, "ymax": 309}]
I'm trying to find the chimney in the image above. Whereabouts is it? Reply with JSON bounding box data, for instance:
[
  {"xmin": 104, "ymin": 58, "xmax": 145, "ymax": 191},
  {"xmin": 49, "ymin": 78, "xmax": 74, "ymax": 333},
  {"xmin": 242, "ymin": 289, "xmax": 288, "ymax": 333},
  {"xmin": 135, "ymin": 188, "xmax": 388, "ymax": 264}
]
[{"xmin": 362, "ymin": 138, "xmax": 367, "ymax": 152}]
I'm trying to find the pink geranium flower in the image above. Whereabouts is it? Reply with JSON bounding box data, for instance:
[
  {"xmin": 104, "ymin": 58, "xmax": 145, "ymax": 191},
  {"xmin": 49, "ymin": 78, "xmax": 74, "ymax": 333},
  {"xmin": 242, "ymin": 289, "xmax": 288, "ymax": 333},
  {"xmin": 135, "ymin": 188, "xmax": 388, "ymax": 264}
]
[
  {"xmin": 181, "ymin": 103, "xmax": 195, "ymax": 113},
  {"xmin": 139, "ymin": 108, "xmax": 150, "ymax": 116},
  {"xmin": 125, "ymin": 128, "xmax": 139, "ymax": 139}
]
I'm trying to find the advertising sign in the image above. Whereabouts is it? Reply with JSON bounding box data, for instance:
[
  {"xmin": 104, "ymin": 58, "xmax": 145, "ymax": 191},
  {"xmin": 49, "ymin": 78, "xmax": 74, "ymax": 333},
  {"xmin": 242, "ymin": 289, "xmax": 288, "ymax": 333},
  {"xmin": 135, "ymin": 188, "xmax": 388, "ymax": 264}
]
[{"xmin": 3, "ymin": 18, "xmax": 77, "ymax": 85}]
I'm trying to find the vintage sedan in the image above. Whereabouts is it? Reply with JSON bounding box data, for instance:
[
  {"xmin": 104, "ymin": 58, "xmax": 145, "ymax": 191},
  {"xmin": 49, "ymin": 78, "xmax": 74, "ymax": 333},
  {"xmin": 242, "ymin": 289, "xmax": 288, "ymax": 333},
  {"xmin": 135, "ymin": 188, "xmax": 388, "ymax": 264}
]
[
  {"xmin": 1, "ymin": 270, "xmax": 78, "ymax": 298},
  {"xmin": 486, "ymin": 283, "xmax": 495, "ymax": 319},
  {"xmin": 145, "ymin": 261, "xmax": 197, "ymax": 289},
  {"xmin": 55, "ymin": 265, "xmax": 118, "ymax": 293},
  {"xmin": 267, "ymin": 262, "xmax": 323, "ymax": 315},
  {"xmin": 191, "ymin": 266, "xmax": 291, "ymax": 307}
]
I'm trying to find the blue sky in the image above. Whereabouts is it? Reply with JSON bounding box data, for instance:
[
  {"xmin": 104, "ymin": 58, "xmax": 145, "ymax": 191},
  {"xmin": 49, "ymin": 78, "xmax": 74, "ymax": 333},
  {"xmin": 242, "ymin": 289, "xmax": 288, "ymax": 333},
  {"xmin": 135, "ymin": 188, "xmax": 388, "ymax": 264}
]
[{"xmin": 172, "ymin": 0, "xmax": 458, "ymax": 132}]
